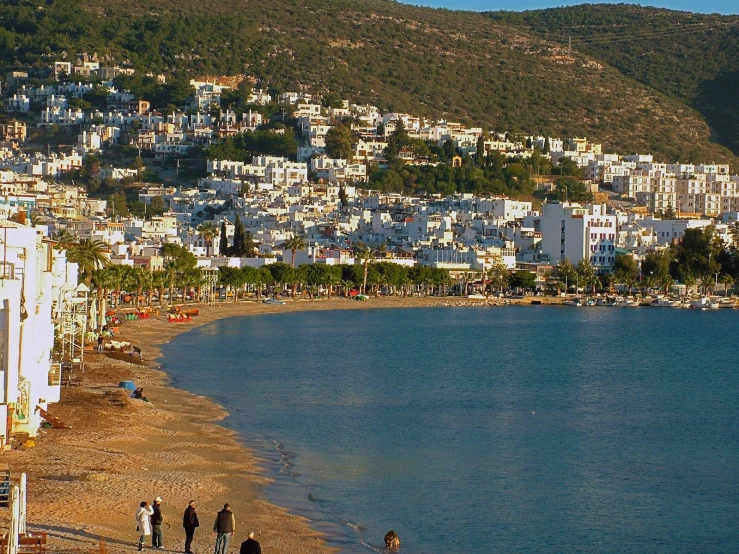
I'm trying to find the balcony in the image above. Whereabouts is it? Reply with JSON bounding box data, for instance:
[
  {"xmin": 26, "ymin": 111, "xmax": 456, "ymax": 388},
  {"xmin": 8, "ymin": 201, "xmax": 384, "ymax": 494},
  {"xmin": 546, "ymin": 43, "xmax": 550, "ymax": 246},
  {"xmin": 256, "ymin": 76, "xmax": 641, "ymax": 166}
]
[{"xmin": 48, "ymin": 363, "xmax": 61, "ymax": 387}]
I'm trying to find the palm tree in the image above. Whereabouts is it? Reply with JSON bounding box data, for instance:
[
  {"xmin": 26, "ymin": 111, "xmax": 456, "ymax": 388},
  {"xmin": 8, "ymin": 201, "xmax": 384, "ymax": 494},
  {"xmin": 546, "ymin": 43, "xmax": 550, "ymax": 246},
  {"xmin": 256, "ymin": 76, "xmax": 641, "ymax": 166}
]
[
  {"xmin": 91, "ymin": 267, "xmax": 116, "ymax": 330},
  {"xmin": 197, "ymin": 222, "xmax": 219, "ymax": 257},
  {"xmin": 106, "ymin": 265, "xmax": 128, "ymax": 308},
  {"xmin": 51, "ymin": 229, "xmax": 77, "ymax": 250},
  {"xmin": 67, "ymin": 239, "xmax": 109, "ymax": 286},
  {"xmin": 283, "ymin": 234, "xmax": 306, "ymax": 269},
  {"xmin": 151, "ymin": 270, "xmax": 168, "ymax": 306},
  {"xmin": 283, "ymin": 234, "xmax": 306, "ymax": 297},
  {"xmin": 354, "ymin": 242, "xmax": 374, "ymax": 295},
  {"xmin": 132, "ymin": 267, "xmax": 152, "ymax": 308},
  {"xmin": 177, "ymin": 268, "xmax": 202, "ymax": 303}
]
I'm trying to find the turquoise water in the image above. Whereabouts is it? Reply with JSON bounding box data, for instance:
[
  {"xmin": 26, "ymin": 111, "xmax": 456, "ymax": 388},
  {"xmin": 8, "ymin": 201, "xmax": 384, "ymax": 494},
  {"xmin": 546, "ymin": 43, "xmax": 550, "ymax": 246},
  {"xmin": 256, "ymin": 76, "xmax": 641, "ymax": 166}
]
[{"xmin": 160, "ymin": 306, "xmax": 739, "ymax": 553}]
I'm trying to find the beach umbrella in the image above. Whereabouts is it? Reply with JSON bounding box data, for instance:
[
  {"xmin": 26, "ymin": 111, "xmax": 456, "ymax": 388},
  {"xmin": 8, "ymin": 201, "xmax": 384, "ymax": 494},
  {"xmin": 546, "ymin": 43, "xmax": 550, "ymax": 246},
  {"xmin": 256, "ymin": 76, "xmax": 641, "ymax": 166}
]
[
  {"xmin": 8, "ymin": 484, "xmax": 20, "ymax": 554},
  {"xmin": 19, "ymin": 473, "xmax": 26, "ymax": 535},
  {"xmin": 89, "ymin": 298, "xmax": 98, "ymax": 334}
]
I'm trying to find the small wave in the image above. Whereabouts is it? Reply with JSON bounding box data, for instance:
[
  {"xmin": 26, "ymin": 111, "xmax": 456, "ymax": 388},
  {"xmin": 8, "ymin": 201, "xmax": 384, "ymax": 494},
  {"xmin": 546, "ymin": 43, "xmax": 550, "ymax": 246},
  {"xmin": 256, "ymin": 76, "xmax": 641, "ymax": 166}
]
[
  {"xmin": 359, "ymin": 539, "xmax": 385, "ymax": 553},
  {"xmin": 306, "ymin": 490, "xmax": 328, "ymax": 504},
  {"xmin": 343, "ymin": 520, "xmax": 366, "ymax": 533}
]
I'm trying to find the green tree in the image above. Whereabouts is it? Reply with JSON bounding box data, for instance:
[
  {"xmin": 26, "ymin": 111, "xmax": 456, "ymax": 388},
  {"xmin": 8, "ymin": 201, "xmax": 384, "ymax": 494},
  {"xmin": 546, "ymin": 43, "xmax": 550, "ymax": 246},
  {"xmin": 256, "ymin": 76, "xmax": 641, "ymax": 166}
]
[
  {"xmin": 354, "ymin": 242, "xmax": 374, "ymax": 295},
  {"xmin": 324, "ymin": 124, "xmax": 353, "ymax": 160},
  {"xmin": 219, "ymin": 220, "xmax": 229, "ymax": 256},
  {"xmin": 283, "ymin": 234, "xmax": 306, "ymax": 268},
  {"xmin": 52, "ymin": 229, "xmax": 77, "ymax": 250},
  {"xmin": 108, "ymin": 191, "xmax": 129, "ymax": 217},
  {"xmin": 576, "ymin": 259, "xmax": 600, "ymax": 292},
  {"xmin": 442, "ymin": 139, "xmax": 455, "ymax": 160},
  {"xmin": 197, "ymin": 222, "xmax": 219, "ymax": 257},
  {"xmin": 643, "ymin": 249, "xmax": 673, "ymax": 293},
  {"xmin": 612, "ymin": 253, "xmax": 639, "ymax": 290},
  {"xmin": 267, "ymin": 263, "xmax": 294, "ymax": 297},
  {"xmin": 475, "ymin": 135, "xmax": 486, "ymax": 167},
  {"xmin": 161, "ymin": 243, "xmax": 197, "ymax": 304},
  {"xmin": 556, "ymin": 177, "xmax": 593, "ymax": 203},
  {"xmin": 67, "ymin": 239, "xmax": 109, "ymax": 286},
  {"xmin": 486, "ymin": 260, "xmax": 510, "ymax": 293},
  {"xmin": 510, "ymin": 271, "xmax": 536, "ymax": 290},
  {"xmin": 229, "ymin": 215, "xmax": 248, "ymax": 257},
  {"xmin": 149, "ymin": 196, "xmax": 166, "ymax": 216},
  {"xmin": 385, "ymin": 120, "xmax": 410, "ymax": 162},
  {"xmin": 670, "ymin": 227, "xmax": 724, "ymax": 292},
  {"xmin": 338, "ymin": 185, "xmax": 349, "ymax": 209},
  {"xmin": 556, "ymin": 257, "xmax": 578, "ymax": 292},
  {"xmin": 552, "ymin": 157, "xmax": 582, "ymax": 177}
]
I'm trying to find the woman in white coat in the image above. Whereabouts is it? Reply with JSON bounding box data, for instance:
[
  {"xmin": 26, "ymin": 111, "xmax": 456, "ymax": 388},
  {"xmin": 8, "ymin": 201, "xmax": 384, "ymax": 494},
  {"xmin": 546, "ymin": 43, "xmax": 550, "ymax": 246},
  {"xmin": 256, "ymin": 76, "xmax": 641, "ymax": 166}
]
[{"xmin": 135, "ymin": 501, "xmax": 154, "ymax": 551}]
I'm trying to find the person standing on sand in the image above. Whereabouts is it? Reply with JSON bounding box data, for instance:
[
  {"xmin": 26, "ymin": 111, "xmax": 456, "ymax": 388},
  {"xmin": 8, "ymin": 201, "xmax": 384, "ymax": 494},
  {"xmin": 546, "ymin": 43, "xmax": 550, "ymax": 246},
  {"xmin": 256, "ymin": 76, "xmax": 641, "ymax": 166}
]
[
  {"xmin": 183, "ymin": 500, "xmax": 199, "ymax": 554},
  {"xmin": 151, "ymin": 496, "xmax": 164, "ymax": 549},
  {"xmin": 135, "ymin": 501, "xmax": 154, "ymax": 552},
  {"xmin": 97, "ymin": 333, "xmax": 104, "ymax": 353},
  {"xmin": 239, "ymin": 531, "xmax": 261, "ymax": 554},
  {"xmin": 213, "ymin": 503, "xmax": 236, "ymax": 554}
]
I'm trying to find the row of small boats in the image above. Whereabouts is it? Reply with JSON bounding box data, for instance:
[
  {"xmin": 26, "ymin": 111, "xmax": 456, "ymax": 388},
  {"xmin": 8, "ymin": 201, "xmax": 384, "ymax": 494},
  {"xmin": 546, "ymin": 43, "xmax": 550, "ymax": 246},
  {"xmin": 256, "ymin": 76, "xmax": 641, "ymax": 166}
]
[{"xmin": 564, "ymin": 296, "xmax": 736, "ymax": 309}]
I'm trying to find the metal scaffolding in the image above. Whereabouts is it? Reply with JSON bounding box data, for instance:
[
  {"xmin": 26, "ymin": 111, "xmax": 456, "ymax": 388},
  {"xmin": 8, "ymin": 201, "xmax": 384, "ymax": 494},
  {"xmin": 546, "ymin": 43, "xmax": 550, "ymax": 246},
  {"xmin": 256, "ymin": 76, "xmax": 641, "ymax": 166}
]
[
  {"xmin": 55, "ymin": 284, "xmax": 89, "ymax": 374},
  {"xmin": 201, "ymin": 267, "xmax": 220, "ymax": 305}
]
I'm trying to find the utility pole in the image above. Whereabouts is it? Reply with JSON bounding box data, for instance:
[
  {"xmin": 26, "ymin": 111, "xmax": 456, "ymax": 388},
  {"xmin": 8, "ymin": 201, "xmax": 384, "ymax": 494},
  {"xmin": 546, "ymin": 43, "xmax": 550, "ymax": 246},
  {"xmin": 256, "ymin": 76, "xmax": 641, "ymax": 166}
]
[{"xmin": 568, "ymin": 35, "xmax": 572, "ymax": 58}]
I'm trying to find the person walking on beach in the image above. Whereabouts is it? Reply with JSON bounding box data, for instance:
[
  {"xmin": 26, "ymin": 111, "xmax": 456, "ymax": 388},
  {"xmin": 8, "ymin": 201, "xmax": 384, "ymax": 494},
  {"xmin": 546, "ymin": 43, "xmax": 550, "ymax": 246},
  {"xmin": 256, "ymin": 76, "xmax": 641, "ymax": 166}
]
[
  {"xmin": 135, "ymin": 501, "xmax": 154, "ymax": 552},
  {"xmin": 151, "ymin": 496, "xmax": 164, "ymax": 549},
  {"xmin": 212, "ymin": 503, "xmax": 236, "ymax": 554},
  {"xmin": 183, "ymin": 500, "xmax": 199, "ymax": 554},
  {"xmin": 97, "ymin": 333, "xmax": 104, "ymax": 353},
  {"xmin": 239, "ymin": 531, "xmax": 261, "ymax": 554}
]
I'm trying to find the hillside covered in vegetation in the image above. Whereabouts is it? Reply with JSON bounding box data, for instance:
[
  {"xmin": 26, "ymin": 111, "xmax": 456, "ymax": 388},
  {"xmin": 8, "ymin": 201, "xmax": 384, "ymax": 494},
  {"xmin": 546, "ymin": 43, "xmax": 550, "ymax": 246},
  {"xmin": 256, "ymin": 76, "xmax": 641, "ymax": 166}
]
[
  {"xmin": 1, "ymin": 0, "xmax": 737, "ymax": 166},
  {"xmin": 488, "ymin": 4, "xmax": 739, "ymax": 157}
]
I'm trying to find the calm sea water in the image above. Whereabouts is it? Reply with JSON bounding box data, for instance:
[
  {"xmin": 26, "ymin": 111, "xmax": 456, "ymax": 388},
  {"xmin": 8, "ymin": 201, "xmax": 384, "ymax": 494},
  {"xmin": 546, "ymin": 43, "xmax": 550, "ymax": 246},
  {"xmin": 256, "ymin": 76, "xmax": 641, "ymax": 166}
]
[{"xmin": 160, "ymin": 306, "xmax": 739, "ymax": 554}]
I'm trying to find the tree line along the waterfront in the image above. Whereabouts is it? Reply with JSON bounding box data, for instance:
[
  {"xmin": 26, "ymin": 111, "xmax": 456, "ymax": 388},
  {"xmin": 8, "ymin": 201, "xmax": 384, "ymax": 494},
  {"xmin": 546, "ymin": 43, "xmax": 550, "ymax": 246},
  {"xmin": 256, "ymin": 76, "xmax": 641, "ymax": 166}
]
[{"xmin": 59, "ymin": 223, "xmax": 739, "ymax": 307}]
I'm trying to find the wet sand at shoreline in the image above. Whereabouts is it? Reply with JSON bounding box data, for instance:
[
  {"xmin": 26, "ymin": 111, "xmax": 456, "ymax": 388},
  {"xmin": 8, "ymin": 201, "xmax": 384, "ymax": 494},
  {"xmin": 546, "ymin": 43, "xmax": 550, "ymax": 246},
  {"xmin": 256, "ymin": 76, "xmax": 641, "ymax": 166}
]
[{"xmin": 1, "ymin": 296, "xmax": 556, "ymax": 553}]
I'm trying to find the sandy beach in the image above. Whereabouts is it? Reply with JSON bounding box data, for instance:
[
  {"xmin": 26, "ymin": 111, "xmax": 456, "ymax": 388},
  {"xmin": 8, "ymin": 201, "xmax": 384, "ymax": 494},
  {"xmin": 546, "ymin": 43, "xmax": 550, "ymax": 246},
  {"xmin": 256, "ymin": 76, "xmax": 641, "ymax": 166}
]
[{"xmin": 1, "ymin": 295, "xmax": 548, "ymax": 553}]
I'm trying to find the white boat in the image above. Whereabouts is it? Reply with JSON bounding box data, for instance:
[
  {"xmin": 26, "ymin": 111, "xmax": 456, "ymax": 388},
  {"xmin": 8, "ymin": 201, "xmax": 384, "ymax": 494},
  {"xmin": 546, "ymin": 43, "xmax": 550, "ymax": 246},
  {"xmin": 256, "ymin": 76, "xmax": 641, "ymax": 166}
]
[
  {"xmin": 563, "ymin": 298, "xmax": 582, "ymax": 307},
  {"xmin": 690, "ymin": 296, "xmax": 719, "ymax": 310},
  {"xmin": 612, "ymin": 296, "xmax": 636, "ymax": 307},
  {"xmin": 584, "ymin": 298, "xmax": 597, "ymax": 306},
  {"xmin": 651, "ymin": 296, "xmax": 679, "ymax": 307},
  {"xmin": 718, "ymin": 298, "xmax": 736, "ymax": 309},
  {"xmin": 263, "ymin": 298, "xmax": 286, "ymax": 305},
  {"xmin": 595, "ymin": 298, "xmax": 614, "ymax": 306}
]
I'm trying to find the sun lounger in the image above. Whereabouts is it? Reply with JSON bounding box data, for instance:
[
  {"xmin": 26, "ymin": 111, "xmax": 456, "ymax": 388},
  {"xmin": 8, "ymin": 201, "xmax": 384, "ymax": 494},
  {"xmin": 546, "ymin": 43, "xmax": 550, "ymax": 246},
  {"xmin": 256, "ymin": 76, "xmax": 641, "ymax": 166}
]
[{"xmin": 0, "ymin": 532, "xmax": 48, "ymax": 553}]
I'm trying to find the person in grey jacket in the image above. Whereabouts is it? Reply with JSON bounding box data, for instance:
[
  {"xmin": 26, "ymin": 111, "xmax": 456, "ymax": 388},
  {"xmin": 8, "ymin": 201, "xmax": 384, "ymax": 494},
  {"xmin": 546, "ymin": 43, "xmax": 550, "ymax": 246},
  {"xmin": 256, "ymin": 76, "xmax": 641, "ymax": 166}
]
[{"xmin": 213, "ymin": 503, "xmax": 236, "ymax": 554}]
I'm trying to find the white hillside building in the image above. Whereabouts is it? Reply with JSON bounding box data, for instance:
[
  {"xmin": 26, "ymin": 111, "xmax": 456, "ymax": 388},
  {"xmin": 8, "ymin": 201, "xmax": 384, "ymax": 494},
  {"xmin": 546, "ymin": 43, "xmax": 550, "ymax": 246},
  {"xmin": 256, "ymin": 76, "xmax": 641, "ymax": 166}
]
[
  {"xmin": 540, "ymin": 202, "xmax": 617, "ymax": 273},
  {"xmin": 0, "ymin": 222, "xmax": 79, "ymax": 443}
]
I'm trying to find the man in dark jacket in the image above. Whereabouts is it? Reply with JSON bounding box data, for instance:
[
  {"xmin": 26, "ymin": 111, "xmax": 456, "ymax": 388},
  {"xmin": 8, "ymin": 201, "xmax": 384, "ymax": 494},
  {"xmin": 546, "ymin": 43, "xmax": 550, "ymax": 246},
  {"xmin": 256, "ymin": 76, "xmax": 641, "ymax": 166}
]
[
  {"xmin": 213, "ymin": 503, "xmax": 236, "ymax": 554},
  {"xmin": 183, "ymin": 500, "xmax": 199, "ymax": 554},
  {"xmin": 240, "ymin": 532, "xmax": 261, "ymax": 554},
  {"xmin": 151, "ymin": 496, "xmax": 164, "ymax": 549}
]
